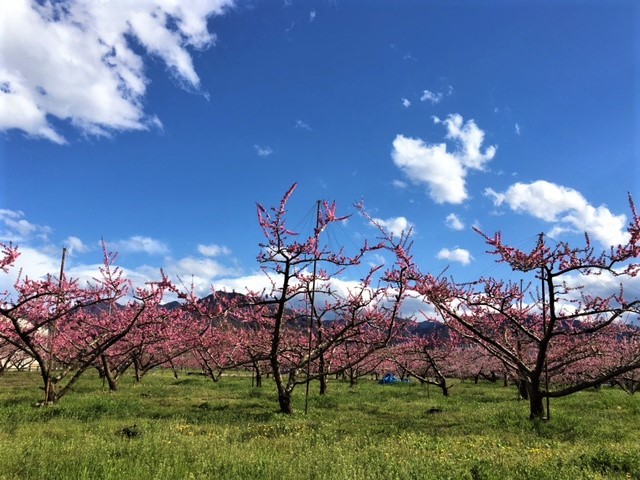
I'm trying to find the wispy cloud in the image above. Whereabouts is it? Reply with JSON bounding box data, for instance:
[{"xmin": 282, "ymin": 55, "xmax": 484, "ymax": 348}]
[
  {"xmin": 0, "ymin": 0, "xmax": 233, "ymax": 143},
  {"xmin": 197, "ymin": 244, "xmax": 231, "ymax": 257},
  {"xmin": 295, "ymin": 119, "xmax": 312, "ymax": 131},
  {"xmin": 285, "ymin": 21, "xmax": 295, "ymax": 34},
  {"xmin": 445, "ymin": 213, "xmax": 465, "ymax": 231},
  {"xmin": 420, "ymin": 86, "xmax": 453, "ymax": 105},
  {"xmin": 401, "ymin": 98, "xmax": 411, "ymax": 108},
  {"xmin": 515, "ymin": 123, "xmax": 521, "ymax": 135},
  {"xmin": 111, "ymin": 236, "xmax": 169, "ymax": 256},
  {"xmin": 0, "ymin": 209, "xmax": 51, "ymax": 242},
  {"xmin": 309, "ymin": 10, "xmax": 316, "ymax": 22},
  {"xmin": 254, "ymin": 144, "xmax": 274, "ymax": 156}
]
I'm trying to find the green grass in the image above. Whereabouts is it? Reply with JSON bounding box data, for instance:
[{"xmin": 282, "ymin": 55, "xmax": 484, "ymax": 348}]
[{"xmin": 0, "ymin": 371, "xmax": 639, "ymax": 479}]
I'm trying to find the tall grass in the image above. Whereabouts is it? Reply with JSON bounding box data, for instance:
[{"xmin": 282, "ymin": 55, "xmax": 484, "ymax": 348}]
[{"xmin": 0, "ymin": 371, "xmax": 638, "ymax": 479}]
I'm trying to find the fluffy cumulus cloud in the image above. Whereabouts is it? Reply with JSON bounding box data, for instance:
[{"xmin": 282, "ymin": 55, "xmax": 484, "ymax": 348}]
[
  {"xmin": 392, "ymin": 114, "xmax": 496, "ymax": 204},
  {"xmin": 371, "ymin": 216, "xmax": 414, "ymax": 238},
  {"xmin": 437, "ymin": 248, "xmax": 473, "ymax": 265},
  {"xmin": 0, "ymin": 0, "xmax": 233, "ymax": 143},
  {"xmin": 485, "ymin": 180, "xmax": 629, "ymax": 247},
  {"xmin": 445, "ymin": 213, "xmax": 465, "ymax": 231}
]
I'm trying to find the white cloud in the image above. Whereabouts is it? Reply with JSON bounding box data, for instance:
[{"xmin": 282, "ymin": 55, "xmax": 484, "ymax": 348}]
[
  {"xmin": 295, "ymin": 119, "xmax": 312, "ymax": 131},
  {"xmin": 0, "ymin": 209, "xmax": 51, "ymax": 242},
  {"xmin": 111, "ymin": 236, "xmax": 169, "ymax": 256},
  {"xmin": 254, "ymin": 144, "xmax": 273, "ymax": 156},
  {"xmin": 445, "ymin": 213, "xmax": 465, "ymax": 231},
  {"xmin": 197, "ymin": 244, "xmax": 231, "ymax": 257},
  {"xmin": 402, "ymin": 98, "xmax": 411, "ymax": 108},
  {"xmin": 391, "ymin": 114, "xmax": 496, "ymax": 204},
  {"xmin": 392, "ymin": 135, "xmax": 466, "ymax": 204},
  {"xmin": 309, "ymin": 10, "xmax": 316, "ymax": 22},
  {"xmin": 166, "ymin": 256, "xmax": 239, "ymax": 280},
  {"xmin": 485, "ymin": 180, "xmax": 629, "ymax": 247},
  {"xmin": 437, "ymin": 248, "xmax": 473, "ymax": 265},
  {"xmin": 420, "ymin": 86, "xmax": 453, "ymax": 105},
  {"xmin": 371, "ymin": 216, "xmax": 414, "ymax": 238},
  {"xmin": 0, "ymin": 246, "xmax": 61, "ymax": 294},
  {"xmin": 515, "ymin": 123, "xmax": 521, "ymax": 135},
  {"xmin": 0, "ymin": 0, "xmax": 233, "ymax": 143},
  {"xmin": 420, "ymin": 89, "xmax": 443, "ymax": 104},
  {"xmin": 392, "ymin": 179, "xmax": 408, "ymax": 189},
  {"xmin": 65, "ymin": 236, "xmax": 89, "ymax": 255},
  {"xmin": 441, "ymin": 114, "xmax": 497, "ymax": 170}
]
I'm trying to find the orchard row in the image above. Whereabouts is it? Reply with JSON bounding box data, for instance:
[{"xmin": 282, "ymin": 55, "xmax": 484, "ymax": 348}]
[{"xmin": 2, "ymin": 185, "xmax": 639, "ymax": 419}]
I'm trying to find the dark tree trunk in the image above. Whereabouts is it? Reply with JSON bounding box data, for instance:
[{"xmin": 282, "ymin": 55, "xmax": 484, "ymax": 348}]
[
  {"xmin": 528, "ymin": 380, "xmax": 545, "ymax": 420},
  {"xmin": 168, "ymin": 358, "xmax": 179, "ymax": 379},
  {"xmin": 517, "ymin": 379, "xmax": 529, "ymax": 400},
  {"xmin": 278, "ymin": 390, "xmax": 293, "ymax": 414},
  {"xmin": 133, "ymin": 357, "xmax": 142, "ymax": 383},
  {"xmin": 319, "ymin": 357, "xmax": 328, "ymax": 395},
  {"xmin": 274, "ymin": 369, "xmax": 297, "ymax": 414},
  {"xmin": 101, "ymin": 355, "xmax": 118, "ymax": 392},
  {"xmin": 255, "ymin": 366, "xmax": 262, "ymax": 388}
]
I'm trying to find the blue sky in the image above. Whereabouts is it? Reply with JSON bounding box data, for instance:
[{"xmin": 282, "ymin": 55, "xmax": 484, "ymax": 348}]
[{"xmin": 1, "ymin": 0, "xmax": 639, "ymax": 301}]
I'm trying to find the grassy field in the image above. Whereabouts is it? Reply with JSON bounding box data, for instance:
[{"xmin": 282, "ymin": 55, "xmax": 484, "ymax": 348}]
[{"xmin": 0, "ymin": 371, "xmax": 639, "ymax": 479}]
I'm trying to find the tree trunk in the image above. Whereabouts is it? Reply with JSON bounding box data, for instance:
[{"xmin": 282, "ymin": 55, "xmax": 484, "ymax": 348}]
[
  {"xmin": 278, "ymin": 389, "xmax": 293, "ymax": 414},
  {"xmin": 441, "ymin": 383, "xmax": 449, "ymax": 396},
  {"xmin": 43, "ymin": 379, "xmax": 57, "ymax": 404},
  {"xmin": 101, "ymin": 355, "xmax": 118, "ymax": 392},
  {"xmin": 133, "ymin": 357, "xmax": 142, "ymax": 383},
  {"xmin": 528, "ymin": 380, "xmax": 545, "ymax": 420},
  {"xmin": 274, "ymin": 369, "xmax": 297, "ymax": 414},
  {"xmin": 319, "ymin": 360, "xmax": 328, "ymax": 395},
  {"xmin": 517, "ymin": 379, "xmax": 529, "ymax": 400},
  {"xmin": 168, "ymin": 358, "xmax": 179, "ymax": 379},
  {"xmin": 255, "ymin": 363, "xmax": 263, "ymax": 388},
  {"xmin": 40, "ymin": 366, "xmax": 57, "ymax": 405}
]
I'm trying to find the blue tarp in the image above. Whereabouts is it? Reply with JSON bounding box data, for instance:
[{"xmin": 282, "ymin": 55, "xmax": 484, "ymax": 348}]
[{"xmin": 379, "ymin": 373, "xmax": 399, "ymax": 384}]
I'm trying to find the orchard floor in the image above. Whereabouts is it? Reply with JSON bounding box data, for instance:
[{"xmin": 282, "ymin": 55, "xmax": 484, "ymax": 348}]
[{"xmin": 0, "ymin": 371, "xmax": 639, "ymax": 479}]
